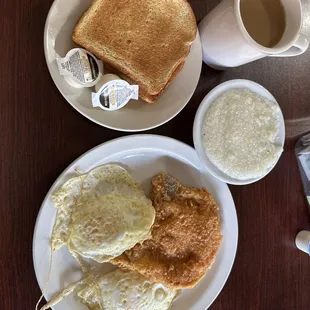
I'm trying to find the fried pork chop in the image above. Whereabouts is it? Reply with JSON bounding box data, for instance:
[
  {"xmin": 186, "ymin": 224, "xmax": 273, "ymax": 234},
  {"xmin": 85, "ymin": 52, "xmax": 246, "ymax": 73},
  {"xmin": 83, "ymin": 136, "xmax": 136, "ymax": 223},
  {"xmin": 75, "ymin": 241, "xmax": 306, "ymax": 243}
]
[{"xmin": 111, "ymin": 173, "xmax": 222, "ymax": 288}]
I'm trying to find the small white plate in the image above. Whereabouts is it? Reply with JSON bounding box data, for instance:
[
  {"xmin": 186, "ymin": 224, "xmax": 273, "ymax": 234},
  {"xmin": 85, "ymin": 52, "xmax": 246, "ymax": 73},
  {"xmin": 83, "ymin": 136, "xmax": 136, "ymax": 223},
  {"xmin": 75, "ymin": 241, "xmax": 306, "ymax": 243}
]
[
  {"xmin": 44, "ymin": 0, "xmax": 202, "ymax": 132},
  {"xmin": 33, "ymin": 135, "xmax": 238, "ymax": 310},
  {"xmin": 193, "ymin": 79, "xmax": 285, "ymax": 185}
]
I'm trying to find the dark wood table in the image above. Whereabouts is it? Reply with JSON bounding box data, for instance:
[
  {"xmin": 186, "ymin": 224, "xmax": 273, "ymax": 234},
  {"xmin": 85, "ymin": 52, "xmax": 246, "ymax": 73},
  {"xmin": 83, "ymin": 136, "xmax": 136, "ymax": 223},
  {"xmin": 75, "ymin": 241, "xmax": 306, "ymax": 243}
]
[{"xmin": 1, "ymin": 0, "xmax": 310, "ymax": 309}]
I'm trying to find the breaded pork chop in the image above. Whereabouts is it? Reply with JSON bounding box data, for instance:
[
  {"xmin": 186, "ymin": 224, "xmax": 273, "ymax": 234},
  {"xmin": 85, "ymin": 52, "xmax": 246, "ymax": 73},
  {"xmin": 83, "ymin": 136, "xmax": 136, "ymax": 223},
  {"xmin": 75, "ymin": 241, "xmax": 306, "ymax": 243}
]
[{"xmin": 111, "ymin": 173, "xmax": 222, "ymax": 288}]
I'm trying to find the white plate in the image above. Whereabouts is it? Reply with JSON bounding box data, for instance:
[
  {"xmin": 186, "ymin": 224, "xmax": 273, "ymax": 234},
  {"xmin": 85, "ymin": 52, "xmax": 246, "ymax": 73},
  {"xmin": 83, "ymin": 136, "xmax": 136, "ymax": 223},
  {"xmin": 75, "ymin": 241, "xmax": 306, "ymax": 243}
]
[
  {"xmin": 44, "ymin": 0, "xmax": 202, "ymax": 132},
  {"xmin": 33, "ymin": 135, "xmax": 238, "ymax": 310},
  {"xmin": 193, "ymin": 79, "xmax": 285, "ymax": 185}
]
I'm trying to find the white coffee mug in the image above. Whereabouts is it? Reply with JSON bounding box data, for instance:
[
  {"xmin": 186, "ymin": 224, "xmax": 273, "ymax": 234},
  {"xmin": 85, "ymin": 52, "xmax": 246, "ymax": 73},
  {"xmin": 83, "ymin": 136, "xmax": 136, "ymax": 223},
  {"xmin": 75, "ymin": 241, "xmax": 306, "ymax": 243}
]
[{"xmin": 199, "ymin": 0, "xmax": 309, "ymax": 69}]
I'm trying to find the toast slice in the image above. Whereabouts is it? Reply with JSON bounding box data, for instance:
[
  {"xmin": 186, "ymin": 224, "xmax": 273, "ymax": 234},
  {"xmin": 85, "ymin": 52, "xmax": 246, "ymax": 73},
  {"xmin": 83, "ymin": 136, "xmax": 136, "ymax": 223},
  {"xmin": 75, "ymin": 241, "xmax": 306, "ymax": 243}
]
[
  {"xmin": 109, "ymin": 60, "xmax": 185, "ymax": 103},
  {"xmin": 73, "ymin": 0, "xmax": 197, "ymax": 103}
]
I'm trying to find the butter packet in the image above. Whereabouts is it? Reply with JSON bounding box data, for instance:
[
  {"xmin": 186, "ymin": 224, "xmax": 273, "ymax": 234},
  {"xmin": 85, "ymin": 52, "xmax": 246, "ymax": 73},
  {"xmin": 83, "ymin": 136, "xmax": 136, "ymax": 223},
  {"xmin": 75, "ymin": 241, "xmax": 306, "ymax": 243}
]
[
  {"xmin": 92, "ymin": 80, "xmax": 139, "ymax": 111},
  {"xmin": 57, "ymin": 48, "xmax": 103, "ymax": 88}
]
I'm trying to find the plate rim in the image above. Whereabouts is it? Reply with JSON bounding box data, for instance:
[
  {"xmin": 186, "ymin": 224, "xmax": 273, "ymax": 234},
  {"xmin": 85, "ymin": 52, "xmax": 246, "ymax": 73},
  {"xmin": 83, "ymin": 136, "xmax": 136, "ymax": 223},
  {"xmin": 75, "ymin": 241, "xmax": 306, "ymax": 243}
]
[
  {"xmin": 33, "ymin": 134, "xmax": 238, "ymax": 309},
  {"xmin": 43, "ymin": 0, "xmax": 202, "ymax": 132}
]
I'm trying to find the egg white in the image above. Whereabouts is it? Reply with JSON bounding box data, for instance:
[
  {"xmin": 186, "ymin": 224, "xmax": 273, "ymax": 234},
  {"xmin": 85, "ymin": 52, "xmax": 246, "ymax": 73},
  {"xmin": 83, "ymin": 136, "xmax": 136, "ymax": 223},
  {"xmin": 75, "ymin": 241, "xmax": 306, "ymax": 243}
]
[
  {"xmin": 51, "ymin": 164, "xmax": 155, "ymax": 262},
  {"xmin": 78, "ymin": 269, "xmax": 179, "ymax": 310}
]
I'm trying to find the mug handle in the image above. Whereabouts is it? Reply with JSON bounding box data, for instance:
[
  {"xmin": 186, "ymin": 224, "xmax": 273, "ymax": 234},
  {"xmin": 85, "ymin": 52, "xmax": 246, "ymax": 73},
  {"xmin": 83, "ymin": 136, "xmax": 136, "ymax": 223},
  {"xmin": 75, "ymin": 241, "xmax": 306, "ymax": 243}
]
[{"xmin": 269, "ymin": 33, "xmax": 309, "ymax": 57}]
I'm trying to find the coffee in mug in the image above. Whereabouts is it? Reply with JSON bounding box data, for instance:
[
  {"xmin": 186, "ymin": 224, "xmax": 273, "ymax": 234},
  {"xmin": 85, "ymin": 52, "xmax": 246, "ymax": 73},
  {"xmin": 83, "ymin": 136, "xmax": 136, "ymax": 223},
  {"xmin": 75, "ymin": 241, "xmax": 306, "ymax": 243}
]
[
  {"xmin": 198, "ymin": 0, "xmax": 309, "ymax": 69},
  {"xmin": 240, "ymin": 0, "xmax": 286, "ymax": 48}
]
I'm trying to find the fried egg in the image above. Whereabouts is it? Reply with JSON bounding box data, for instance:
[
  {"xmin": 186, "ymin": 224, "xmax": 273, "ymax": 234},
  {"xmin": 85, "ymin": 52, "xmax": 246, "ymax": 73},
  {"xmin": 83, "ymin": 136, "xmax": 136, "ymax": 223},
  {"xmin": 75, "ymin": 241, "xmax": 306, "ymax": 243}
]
[
  {"xmin": 78, "ymin": 269, "xmax": 179, "ymax": 310},
  {"xmin": 51, "ymin": 164, "xmax": 155, "ymax": 262}
]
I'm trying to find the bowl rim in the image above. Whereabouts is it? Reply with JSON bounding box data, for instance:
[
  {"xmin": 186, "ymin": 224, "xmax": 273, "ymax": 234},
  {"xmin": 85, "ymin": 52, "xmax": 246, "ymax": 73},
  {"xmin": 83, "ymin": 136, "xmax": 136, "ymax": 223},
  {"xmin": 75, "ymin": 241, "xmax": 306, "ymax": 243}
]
[{"xmin": 193, "ymin": 79, "xmax": 285, "ymax": 185}]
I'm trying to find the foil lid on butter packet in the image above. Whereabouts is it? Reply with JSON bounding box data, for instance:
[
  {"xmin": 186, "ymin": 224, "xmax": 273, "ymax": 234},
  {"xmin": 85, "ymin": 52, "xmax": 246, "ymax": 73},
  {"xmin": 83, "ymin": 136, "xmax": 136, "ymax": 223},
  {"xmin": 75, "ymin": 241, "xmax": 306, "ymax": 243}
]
[
  {"xmin": 57, "ymin": 48, "xmax": 103, "ymax": 88},
  {"xmin": 92, "ymin": 80, "xmax": 139, "ymax": 111}
]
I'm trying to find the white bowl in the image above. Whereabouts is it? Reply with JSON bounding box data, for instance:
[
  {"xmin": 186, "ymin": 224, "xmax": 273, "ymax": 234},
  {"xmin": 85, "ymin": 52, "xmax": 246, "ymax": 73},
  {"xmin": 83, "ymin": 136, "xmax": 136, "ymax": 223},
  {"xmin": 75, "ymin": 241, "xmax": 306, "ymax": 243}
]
[
  {"xmin": 193, "ymin": 79, "xmax": 285, "ymax": 185},
  {"xmin": 44, "ymin": 0, "xmax": 202, "ymax": 132}
]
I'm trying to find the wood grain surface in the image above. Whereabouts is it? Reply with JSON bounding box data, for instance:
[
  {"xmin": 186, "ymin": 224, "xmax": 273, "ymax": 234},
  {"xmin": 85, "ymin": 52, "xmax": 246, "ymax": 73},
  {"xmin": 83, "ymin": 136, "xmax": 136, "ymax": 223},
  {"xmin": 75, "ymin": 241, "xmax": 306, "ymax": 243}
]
[{"xmin": 0, "ymin": 0, "xmax": 310, "ymax": 309}]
